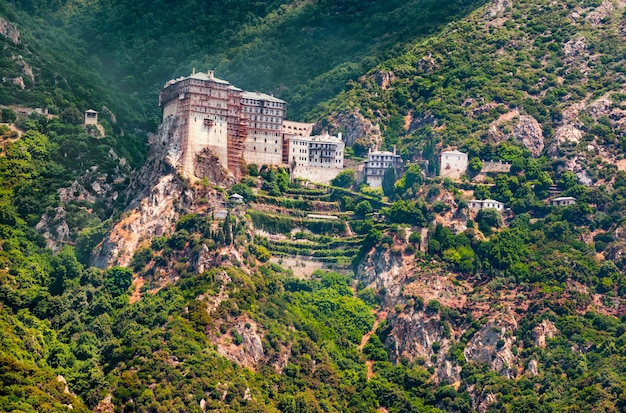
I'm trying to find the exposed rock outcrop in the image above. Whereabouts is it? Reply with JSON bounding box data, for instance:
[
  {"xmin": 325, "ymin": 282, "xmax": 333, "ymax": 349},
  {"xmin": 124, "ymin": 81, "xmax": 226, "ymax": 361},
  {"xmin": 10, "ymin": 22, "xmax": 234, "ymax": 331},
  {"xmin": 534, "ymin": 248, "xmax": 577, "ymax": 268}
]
[
  {"xmin": 35, "ymin": 207, "xmax": 71, "ymax": 251},
  {"xmin": 474, "ymin": 390, "xmax": 498, "ymax": 413},
  {"xmin": 91, "ymin": 173, "xmax": 188, "ymax": 268},
  {"xmin": 373, "ymin": 71, "xmax": 395, "ymax": 90},
  {"xmin": 484, "ymin": 0, "xmax": 511, "ymax": 19},
  {"xmin": 11, "ymin": 76, "xmax": 25, "ymax": 89},
  {"xmin": 322, "ymin": 109, "xmax": 382, "ymax": 150},
  {"xmin": 194, "ymin": 148, "xmax": 233, "ymax": 186},
  {"xmin": 407, "ymin": 110, "xmax": 438, "ymax": 132},
  {"xmin": 527, "ymin": 359, "xmax": 539, "ymax": 377},
  {"xmin": 93, "ymin": 395, "xmax": 115, "ymax": 413},
  {"xmin": 15, "ymin": 55, "xmax": 34, "ymax": 83},
  {"xmin": 464, "ymin": 318, "xmax": 518, "ymax": 379},
  {"xmin": 586, "ymin": 0, "xmax": 614, "ymax": 26},
  {"xmin": 417, "ymin": 53, "xmax": 438, "ymax": 74},
  {"xmin": 531, "ymin": 319, "xmax": 558, "ymax": 348},
  {"xmin": 563, "ymin": 36, "xmax": 587, "ymax": 58},
  {"xmin": 214, "ymin": 316, "xmax": 265, "ymax": 369},
  {"xmin": 588, "ymin": 97, "xmax": 612, "ymax": 121},
  {"xmin": 91, "ymin": 116, "xmax": 194, "ymax": 268},
  {"xmin": 548, "ymin": 123, "xmax": 584, "ymax": 155},
  {"xmin": 357, "ymin": 248, "xmax": 407, "ymax": 307},
  {"xmin": 58, "ymin": 180, "xmax": 97, "ymax": 204},
  {"xmin": 386, "ymin": 311, "xmax": 448, "ymax": 363},
  {"xmin": 0, "ymin": 17, "xmax": 20, "ymax": 45},
  {"xmin": 513, "ymin": 115, "xmax": 544, "ymax": 157}
]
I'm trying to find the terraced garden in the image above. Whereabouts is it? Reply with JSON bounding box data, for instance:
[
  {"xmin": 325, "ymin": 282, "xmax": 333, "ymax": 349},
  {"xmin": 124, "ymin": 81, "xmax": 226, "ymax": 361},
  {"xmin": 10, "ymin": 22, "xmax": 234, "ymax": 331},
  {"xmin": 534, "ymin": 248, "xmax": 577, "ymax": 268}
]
[{"xmin": 245, "ymin": 178, "xmax": 383, "ymax": 272}]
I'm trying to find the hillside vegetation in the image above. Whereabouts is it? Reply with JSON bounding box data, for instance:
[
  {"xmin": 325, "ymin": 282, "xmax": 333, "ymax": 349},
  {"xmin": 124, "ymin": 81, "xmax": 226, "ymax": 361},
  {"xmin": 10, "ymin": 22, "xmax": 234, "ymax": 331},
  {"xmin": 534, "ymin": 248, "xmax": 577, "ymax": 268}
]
[
  {"xmin": 5, "ymin": 0, "xmax": 487, "ymax": 124},
  {"xmin": 1, "ymin": 0, "xmax": 626, "ymax": 412}
]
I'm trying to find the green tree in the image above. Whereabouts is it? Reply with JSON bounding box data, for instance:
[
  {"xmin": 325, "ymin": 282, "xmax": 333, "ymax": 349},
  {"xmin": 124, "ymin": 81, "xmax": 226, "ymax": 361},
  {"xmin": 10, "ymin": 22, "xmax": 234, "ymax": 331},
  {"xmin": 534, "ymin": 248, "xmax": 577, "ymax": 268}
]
[
  {"xmin": 468, "ymin": 157, "xmax": 482, "ymax": 174},
  {"xmin": 476, "ymin": 208, "xmax": 502, "ymax": 235},
  {"xmin": 389, "ymin": 200, "xmax": 427, "ymax": 226},
  {"xmin": 331, "ymin": 169, "xmax": 356, "ymax": 188},
  {"xmin": 382, "ymin": 167, "xmax": 396, "ymax": 197},
  {"xmin": 354, "ymin": 200, "xmax": 373, "ymax": 218},
  {"xmin": 473, "ymin": 185, "xmax": 490, "ymax": 200},
  {"xmin": 104, "ymin": 266, "xmax": 133, "ymax": 297},
  {"xmin": 1, "ymin": 108, "xmax": 17, "ymax": 123},
  {"xmin": 228, "ymin": 183, "xmax": 254, "ymax": 202},
  {"xmin": 61, "ymin": 106, "xmax": 84, "ymax": 125}
]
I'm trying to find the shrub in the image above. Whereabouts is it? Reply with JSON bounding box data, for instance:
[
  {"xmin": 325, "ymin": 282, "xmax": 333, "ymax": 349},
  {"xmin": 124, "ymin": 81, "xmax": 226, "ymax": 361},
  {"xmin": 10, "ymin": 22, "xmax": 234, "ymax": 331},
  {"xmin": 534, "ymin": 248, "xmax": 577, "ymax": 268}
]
[
  {"xmin": 331, "ymin": 169, "xmax": 356, "ymax": 188},
  {"xmin": 426, "ymin": 299, "xmax": 441, "ymax": 314}
]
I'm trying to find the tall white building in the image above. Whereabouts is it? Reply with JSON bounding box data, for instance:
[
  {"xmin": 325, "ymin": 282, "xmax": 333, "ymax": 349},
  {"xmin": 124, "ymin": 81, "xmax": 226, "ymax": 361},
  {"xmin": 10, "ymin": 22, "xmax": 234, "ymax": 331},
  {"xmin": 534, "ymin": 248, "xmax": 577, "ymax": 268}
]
[
  {"xmin": 439, "ymin": 150, "xmax": 468, "ymax": 179},
  {"xmin": 288, "ymin": 133, "xmax": 345, "ymax": 183},
  {"xmin": 364, "ymin": 147, "xmax": 403, "ymax": 188},
  {"xmin": 241, "ymin": 91, "xmax": 286, "ymax": 166}
]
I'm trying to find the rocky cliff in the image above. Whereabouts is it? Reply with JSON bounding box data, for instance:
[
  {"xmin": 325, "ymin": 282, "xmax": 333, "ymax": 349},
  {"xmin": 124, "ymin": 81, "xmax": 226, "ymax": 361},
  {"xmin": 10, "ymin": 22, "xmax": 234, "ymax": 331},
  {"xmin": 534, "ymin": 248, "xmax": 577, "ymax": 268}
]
[
  {"xmin": 355, "ymin": 245, "xmax": 600, "ymax": 408},
  {"xmin": 91, "ymin": 114, "xmax": 230, "ymax": 268}
]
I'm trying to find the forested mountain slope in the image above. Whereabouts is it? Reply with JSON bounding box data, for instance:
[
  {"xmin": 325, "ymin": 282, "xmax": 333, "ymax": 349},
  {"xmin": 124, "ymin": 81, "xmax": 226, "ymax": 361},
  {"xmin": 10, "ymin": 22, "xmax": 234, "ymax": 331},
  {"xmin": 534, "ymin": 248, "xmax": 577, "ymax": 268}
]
[
  {"xmin": 1, "ymin": 0, "xmax": 626, "ymax": 412},
  {"xmin": 318, "ymin": 0, "xmax": 626, "ymax": 174},
  {"xmin": 6, "ymin": 0, "xmax": 487, "ymax": 124}
]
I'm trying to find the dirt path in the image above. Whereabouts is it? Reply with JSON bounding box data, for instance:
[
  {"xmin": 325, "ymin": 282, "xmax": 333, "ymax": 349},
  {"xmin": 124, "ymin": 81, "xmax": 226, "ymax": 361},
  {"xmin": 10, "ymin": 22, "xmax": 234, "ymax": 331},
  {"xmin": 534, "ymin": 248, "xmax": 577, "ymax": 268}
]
[
  {"xmin": 345, "ymin": 221, "xmax": 354, "ymax": 236},
  {"xmin": 359, "ymin": 310, "xmax": 388, "ymax": 380},
  {"xmin": 130, "ymin": 277, "xmax": 144, "ymax": 304}
]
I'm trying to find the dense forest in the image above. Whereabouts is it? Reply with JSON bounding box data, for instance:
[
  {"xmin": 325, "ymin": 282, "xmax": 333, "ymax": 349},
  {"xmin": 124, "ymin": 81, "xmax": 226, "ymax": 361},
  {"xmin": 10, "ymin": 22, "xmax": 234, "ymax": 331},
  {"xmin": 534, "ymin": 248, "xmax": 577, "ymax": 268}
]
[
  {"xmin": 3, "ymin": 0, "xmax": 487, "ymax": 125},
  {"xmin": 1, "ymin": 0, "xmax": 626, "ymax": 412}
]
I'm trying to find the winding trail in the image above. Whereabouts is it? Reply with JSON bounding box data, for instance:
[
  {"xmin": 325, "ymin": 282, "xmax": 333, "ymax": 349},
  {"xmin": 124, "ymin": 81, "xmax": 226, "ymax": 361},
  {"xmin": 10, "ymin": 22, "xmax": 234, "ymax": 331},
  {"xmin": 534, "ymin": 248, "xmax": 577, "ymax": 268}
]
[{"xmin": 358, "ymin": 310, "xmax": 388, "ymax": 379}]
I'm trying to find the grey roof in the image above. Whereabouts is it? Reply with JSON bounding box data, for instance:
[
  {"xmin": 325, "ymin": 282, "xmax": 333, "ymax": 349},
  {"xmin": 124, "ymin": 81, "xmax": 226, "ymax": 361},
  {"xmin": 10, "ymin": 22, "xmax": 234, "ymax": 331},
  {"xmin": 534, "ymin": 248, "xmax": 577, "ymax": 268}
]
[
  {"xmin": 551, "ymin": 196, "xmax": 577, "ymax": 201},
  {"xmin": 164, "ymin": 71, "xmax": 231, "ymax": 88},
  {"xmin": 470, "ymin": 199, "xmax": 504, "ymax": 205},
  {"xmin": 282, "ymin": 120, "xmax": 314, "ymax": 136},
  {"xmin": 441, "ymin": 150, "xmax": 467, "ymax": 156},
  {"xmin": 289, "ymin": 134, "xmax": 343, "ymax": 144},
  {"xmin": 230, "ymin": 193, "xmax": 244, "ymax": 199},
  {"xmin": 188, "ymin": 71, "xmax": 230, "ymax": 84},
  {"xmin": 242, "ymin": 91, "xmax": 285, "ymax": 104},
  {"xmin": 85, "ymin": 109, "xmax": 98, "ymax": 113}
]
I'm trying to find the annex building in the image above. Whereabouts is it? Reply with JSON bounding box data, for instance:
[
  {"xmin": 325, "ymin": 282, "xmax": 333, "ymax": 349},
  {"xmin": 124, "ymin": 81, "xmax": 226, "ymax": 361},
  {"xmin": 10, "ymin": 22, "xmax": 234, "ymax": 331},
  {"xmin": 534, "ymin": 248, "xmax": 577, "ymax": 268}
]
[
  {"xmin": 363, "ymin": 147, "xmax": 403, "ymax": 188},
  {"xmin": 439, "ymin": 150, "xmax": 468, "ymax": 179}
]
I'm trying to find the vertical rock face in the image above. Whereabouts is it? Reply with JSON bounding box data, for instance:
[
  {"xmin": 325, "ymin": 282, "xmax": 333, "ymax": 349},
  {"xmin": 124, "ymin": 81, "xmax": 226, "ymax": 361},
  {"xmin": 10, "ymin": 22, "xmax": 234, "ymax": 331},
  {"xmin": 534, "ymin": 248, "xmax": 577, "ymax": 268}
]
[
  {"xmin": 90, "ymin": 173, "xmax": 188, "ymax": 268},
  {"xmin": 531, "ymin": 319, "xmax": 558, "ymax": 349},
  {"xmin": 373, "ymin": 71, "xmax": 396, "ymax": 89},
  {"xmin": 0, "ymin": 17, "xmax": 20, "ymax": 45},
  {"xmin": 35, "ymin": 207, "xmax": 71, "ymax": 251},
  {"xmin": 386, "ymin": 311, "xmax": 447, "ymax": 363},
  {"xmin": 385, "ymin": 310, "xmax": 461, "ymax": 384},
  {"xmin": 513, "ymin": 115, "xmax": 544, "ymax": 157},
  {"xmin": 90, "ymin": 113, "xmax": 225, "ymax": 268},
  {"xmin": 464, "ymin": 319, "xmax": 518, "ymax": 379},
  {"xmin": 357, "ymin": 248, "xmax": 407, "ymax": 307},
  {"xmin": 322, "ymin": 109, "xmax": 382, "ymax": 151}
]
